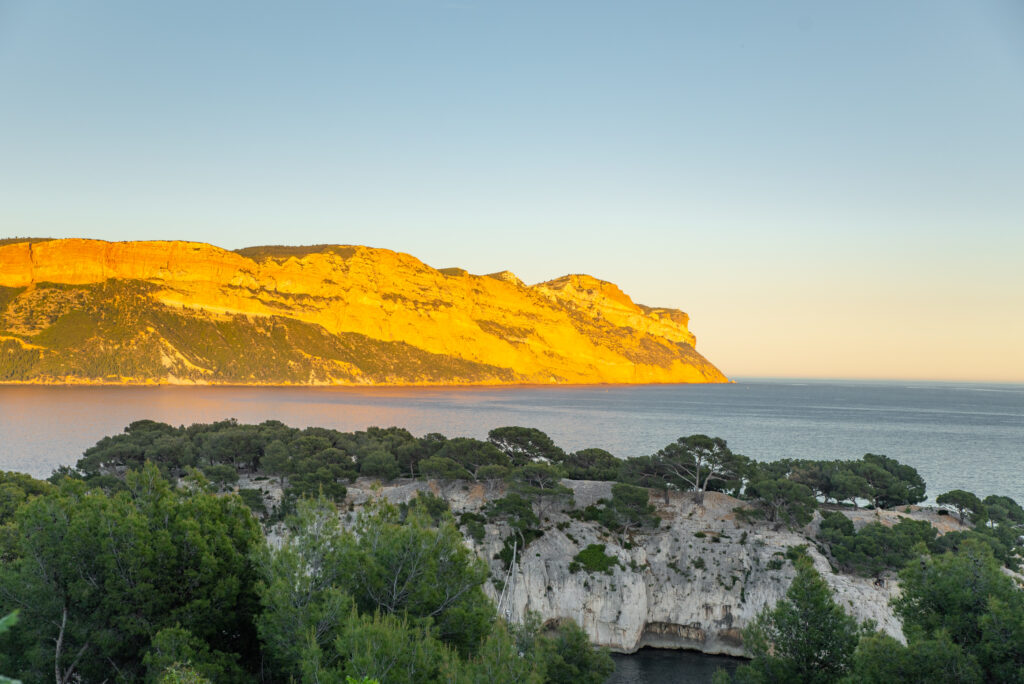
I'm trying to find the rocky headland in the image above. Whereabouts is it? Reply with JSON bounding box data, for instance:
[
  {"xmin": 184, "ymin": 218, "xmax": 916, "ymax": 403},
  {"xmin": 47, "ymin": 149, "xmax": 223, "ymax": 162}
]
[{"xmin": 0, "ymin": 238, "xmax": 727, "ymax": 385}]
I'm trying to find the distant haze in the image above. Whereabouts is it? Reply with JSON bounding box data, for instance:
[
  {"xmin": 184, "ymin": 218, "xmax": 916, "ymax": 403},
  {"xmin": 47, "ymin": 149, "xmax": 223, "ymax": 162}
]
[{"xmin": 1, "ymin": 2, "xmax": 1022, "ymax": 382}]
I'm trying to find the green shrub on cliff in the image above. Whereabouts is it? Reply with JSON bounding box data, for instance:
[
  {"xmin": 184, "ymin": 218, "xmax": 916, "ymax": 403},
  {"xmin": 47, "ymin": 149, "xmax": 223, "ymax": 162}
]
[
  {"xmin": 569, "ymin": 544, "xmax": 620, "ymax": 575},
  {"xmin": 817, "ymin": 513, "xmax": 937, "ymax": 577}
]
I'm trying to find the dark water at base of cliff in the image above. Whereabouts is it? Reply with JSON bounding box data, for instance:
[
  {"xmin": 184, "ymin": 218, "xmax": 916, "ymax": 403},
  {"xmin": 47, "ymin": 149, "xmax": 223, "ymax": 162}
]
[{"xmin": 608, "ymin": 649, "xmax": 743, "ymax": 683}]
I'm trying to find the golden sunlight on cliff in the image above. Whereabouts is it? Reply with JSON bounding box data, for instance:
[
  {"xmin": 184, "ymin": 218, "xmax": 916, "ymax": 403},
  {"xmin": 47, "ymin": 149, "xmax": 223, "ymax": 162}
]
[{"xmin": 0, "ymin": 239, "xmax": 728, "ymax": 385}]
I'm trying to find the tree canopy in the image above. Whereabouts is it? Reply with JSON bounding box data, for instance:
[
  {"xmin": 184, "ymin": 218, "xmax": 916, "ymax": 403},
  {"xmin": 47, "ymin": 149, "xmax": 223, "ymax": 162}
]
[{"xmin": 725, "ymin": 556, "xmax": 864, "ymax": 683}]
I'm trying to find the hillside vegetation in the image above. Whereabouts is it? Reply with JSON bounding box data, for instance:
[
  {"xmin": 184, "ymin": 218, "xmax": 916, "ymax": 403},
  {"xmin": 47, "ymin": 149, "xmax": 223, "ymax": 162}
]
[{"xmin": 1, "ymin": 421, "xmax": 1021, "ymax": 682}]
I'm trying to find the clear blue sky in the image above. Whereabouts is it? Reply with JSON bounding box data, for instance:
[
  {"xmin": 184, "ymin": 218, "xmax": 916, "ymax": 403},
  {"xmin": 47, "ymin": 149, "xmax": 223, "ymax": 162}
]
[{"xmin": 2, "ymin": 1, "xmax": 1023, "ymax": 381}]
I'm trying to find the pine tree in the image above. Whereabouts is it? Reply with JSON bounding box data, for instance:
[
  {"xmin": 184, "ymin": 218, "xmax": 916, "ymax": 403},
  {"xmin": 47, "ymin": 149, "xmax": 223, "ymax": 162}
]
[{"xmin": 727, "ymin": 556, "xmax": 862, "ymax": 683}]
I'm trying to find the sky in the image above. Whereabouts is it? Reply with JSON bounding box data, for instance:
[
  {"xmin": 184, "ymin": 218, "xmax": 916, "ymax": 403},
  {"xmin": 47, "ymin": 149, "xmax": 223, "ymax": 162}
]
[{"xmin": 1, "ymin": 1, "xmax": 1022, "ymax": 382}]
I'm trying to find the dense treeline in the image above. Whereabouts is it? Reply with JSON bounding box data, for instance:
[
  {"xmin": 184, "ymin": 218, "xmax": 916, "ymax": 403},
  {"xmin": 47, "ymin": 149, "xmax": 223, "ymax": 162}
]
[
  {"xmin": 50, "ymin": 420, "xmax": 930, "ymax": 517},
  {"xmin": 1, "ymin": 419, "xmax": 1022, "ymax": 682},
  {"xmin": 0, "ymin": 463, "xmax": 613, "ymax": 683},
  {"xmin": 49, "ymin": 419, "xmax": 1024, "ymax": 576}
]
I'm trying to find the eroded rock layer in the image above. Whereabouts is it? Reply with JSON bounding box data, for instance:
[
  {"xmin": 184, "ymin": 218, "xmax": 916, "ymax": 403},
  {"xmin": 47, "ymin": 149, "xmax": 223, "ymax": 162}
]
[{"xmin": 0, "ymin": 238, "xmax": 728, "ymax": 385}]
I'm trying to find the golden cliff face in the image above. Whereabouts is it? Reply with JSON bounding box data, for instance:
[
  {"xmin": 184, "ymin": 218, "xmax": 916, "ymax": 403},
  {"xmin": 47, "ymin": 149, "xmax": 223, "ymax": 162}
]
[{"xmin": 0, "ymin": 239, "xmax": 728, "ymax": 385}]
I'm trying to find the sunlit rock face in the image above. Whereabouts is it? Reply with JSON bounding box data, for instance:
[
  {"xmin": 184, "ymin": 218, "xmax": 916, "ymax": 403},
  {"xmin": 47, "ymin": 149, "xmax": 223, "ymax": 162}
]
[{"xmin": 0, "ymin": 238, "xmax": 728, "ymax": 385}]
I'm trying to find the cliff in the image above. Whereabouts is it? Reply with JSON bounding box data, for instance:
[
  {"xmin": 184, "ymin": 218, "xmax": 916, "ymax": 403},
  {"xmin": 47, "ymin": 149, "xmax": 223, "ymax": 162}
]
[
  {"xmin": 306, "ymin": 478, "xmax": 906, "ymax": 656},
  {"xmin": 0, "ymin": 238, "xmax": 728, "ymax": 385}
]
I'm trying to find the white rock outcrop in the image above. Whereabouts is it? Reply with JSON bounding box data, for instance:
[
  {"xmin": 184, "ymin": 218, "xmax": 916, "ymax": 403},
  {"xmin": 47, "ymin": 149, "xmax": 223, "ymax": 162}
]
[{"xmin": 332, "ymin": 478, "xmax": 905, "ymax": 656}]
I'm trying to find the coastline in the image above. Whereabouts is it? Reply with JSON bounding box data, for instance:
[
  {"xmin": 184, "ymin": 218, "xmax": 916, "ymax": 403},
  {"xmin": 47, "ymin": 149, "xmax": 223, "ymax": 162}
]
[{"xmin": 0, "ymin": 377, "xmax": 733, "ymax": 388}]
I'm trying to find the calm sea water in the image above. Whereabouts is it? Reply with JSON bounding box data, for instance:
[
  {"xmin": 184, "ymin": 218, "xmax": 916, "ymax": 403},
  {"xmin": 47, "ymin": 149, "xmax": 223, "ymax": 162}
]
[
  {"xmin": 1, "ymin": 379, "xmax": 1022, "ymax": 683},
  {"xmin": 609, "ymin": 650, "xmax": 741, "ymax": 683},
  {"xmin": 1, "ymin": 379, "xmax": 1021, "ymax": 501}
]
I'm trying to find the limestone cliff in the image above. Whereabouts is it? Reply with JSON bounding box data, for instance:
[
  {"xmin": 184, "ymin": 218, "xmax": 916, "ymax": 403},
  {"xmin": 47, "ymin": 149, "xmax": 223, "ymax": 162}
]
[
  {"xmin": 0, "ymin": 238, "xmax": 728, "ymax": 385},
  {"xmin": 318, "ymin": 478, "xmax": 906, "ymax": 656}
]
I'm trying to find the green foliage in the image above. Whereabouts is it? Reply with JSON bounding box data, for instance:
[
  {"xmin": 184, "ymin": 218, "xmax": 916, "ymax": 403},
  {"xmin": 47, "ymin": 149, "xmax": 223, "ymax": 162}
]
[
  {"xmin": 399, "ymin": 491, "xmax": 451, "ymax": 526},
  {"xmin": 859, "ymin": 453, "xmax": 927, "ymax": 508},
  {"xmin": 359, "ymin": 449, "xmax": 400, "ymax": 481},
  {"xmin": 200, "ymin": 463, "xmax": 239, "ymax": 490},
  {"xmin": 744, "ymin": 478, "xmax": 817, "ymax": 528},
  {"xmin": 936, "ymin": 489, "xmax": 984, "ymax": 524},
  {"xmin": 983, "ymin": 494, "xmax": 1024, "ymax": 525},
  {"xmin": 284, "ymin": 446, "xmax": 355, "ymax": 503},
  {"xmin": 0, "ymin": 286, "xmax": 24, "ymax": 324},
  {"xmin": 0, "ymin": 471, "xmax": 53, "ymax": 526},
  {"xmin": 32, "ymin": 309, "xmax": 98, "ymax": 349},
  {"xmin": 578, "ymin": 483, "xmax": 658, "ymax": 543},
  {"xmin": 779, "ymin": 455, "xmax": 927, "ymax": 510},
  {"xmin": 433, "ymin": 437, "xmax": 509, "ymax": 477},
  {"xmin": 157, "ymin": 663, "xmax": 213, "ymax": 684},
  {"xmin": 711, "ymin": 669, "xmax": 732, "ymax": 684},
  {"xmin": 785, "ymin": 544, "xmax": 809, "ymax": 562},
  {"xmin": 818, "ymin": 512, "xmax": 937, "ymax": 577},
  {"xmin": 0, "ymin": 463, "xmax": 262, "ymax": 683},
  {"xmin": 509, "ymin": 462, "xmax": 573, "ymax": 517},
  {"xmin": 353, "ymin": 500, "xmax": 493, "ymax": 654},
  {"xmin": 311, "ymin": 609, "xmax": 456, "ymax": 684},
  {"xmin": 143, "ymin": 626, "xmax": 246, "ymax": 683},
  {"xmin": 486, "ymin": 493, "xmax": 540, "ymax": 531},
  {"xmin": 608, "ymin": 483, "xmax": 658, "ymax": 525},
  {"xmin": 254, "ymin": 498, "xmax": 354, "ymax": 677},
  {"xmin": 487, "ymin": 427, "xmax": 565, "ymax": 466},
  {"xmin": 237, "ymin": 488, "xmax": 267, "ymax": 516},
  {"xmin": 537, "ymin": 620, "xmax": 615, "ymax": 684},
  {"xmin": 621, "ymin": 454, "xmax": 672, "ymax": 502},
  {"xmin": 233, "ymin": 244, "xmax": 359, "ymax": 261},
  {"xmin": 846, "ymin": 631, "xmax": 982, "ymax": 683},
  {"xmin": 458, "ymin": 620, "xmax": 543, "ymax": 683},
  {"xmin": 569, "ymin": 544, "xmax": 620, "ymax": 575},
  {"xmin": 893, "ymin": 539, "xmax": 1024, "ymax": 681},
  {"xmin": 394, "ymin": 431, "xmax": 447, "ymax": 478},
  {"xmin": 254, "ymin": 498, "xmax": 562, "ymax": 682},
  {"xmin": 931, "ymin": 528, "xmax": 1017, "ymax": 570},
  {"xmin": 0, "ymin": 612, "xmax": 19, "ymax": 684},
  {"xmin": 653, "ymin": 434, "xmax": 748, "ymax": 503},
  {"xmin": 557, "ymin": 448, "xmax": 622, "ymax": 481},
  {"xmin": 19, "ymin": 419, "xmax": 1024, "ymax": 683},
  {"xmin": 495, "ymin": 528, "xmax": 544, "ymax": 571},
  {"xmin": 261, "ymin": 439, "xmax": 290, "ymax": 482},
  {"xmin": 458, "ymin": 511, "xmax": 487, "ymax": 542},
  {"xmin": 419, "ymin": 455, "xmax": 471, "ymax": 481},
  {"xmin": 476, "ymin": 464, "xmax": 511, "ymax": 489},
  {"xmin": 731, "ymin": 557, "xmax": 863, "ymax": 683}
]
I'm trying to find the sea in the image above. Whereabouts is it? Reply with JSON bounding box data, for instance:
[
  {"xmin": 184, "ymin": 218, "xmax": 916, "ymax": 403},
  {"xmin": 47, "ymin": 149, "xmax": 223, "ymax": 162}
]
[{"xmin": 1, "ymin": 378, "xmax": 1022, "ymax": 682}]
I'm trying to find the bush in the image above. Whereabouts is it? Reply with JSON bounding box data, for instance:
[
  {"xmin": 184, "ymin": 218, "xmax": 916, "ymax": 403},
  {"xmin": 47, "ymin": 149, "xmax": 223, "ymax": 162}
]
[
  {"xmin": 237, "ymin": 488, "xmax": 267, "ymax": 516},
  {"xmin": 568, "ymin": 544, "xmax": 620, "ymax": 575},
  {"xmin": 200, "ymin": 464, "xmax": 238, "ymax": 490},
  {"xmin": 359, "ymin": 450, "xmax": 400, "ymax": 481},
  {"xmin": 458, "ymin": 512, "xmax": 487, "ymax": 542},
  {"xmin": 818, "ymin": 513, "xmax": 936, "ymax": 577}
]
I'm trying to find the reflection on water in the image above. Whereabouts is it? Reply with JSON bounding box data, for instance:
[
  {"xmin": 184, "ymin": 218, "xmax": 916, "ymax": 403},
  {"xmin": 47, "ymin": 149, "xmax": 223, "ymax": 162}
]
[
  {"xmin": 1, "ymin": 381, "xmax": 1023, "ymax": 503},
  {"xmin": 608, "ymin": 649, "xmax": 742, "ymax": 684}
]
